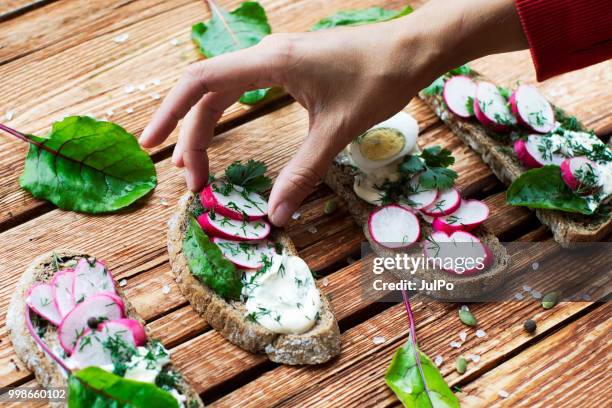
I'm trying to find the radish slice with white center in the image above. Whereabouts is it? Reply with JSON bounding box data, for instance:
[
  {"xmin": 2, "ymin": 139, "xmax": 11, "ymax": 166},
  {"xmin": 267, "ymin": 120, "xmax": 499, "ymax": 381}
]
[
  {"xmin": 509, "ymin": 85, "xmax": 555, "ymax": 133},
  {"xmin": 201, "ymin": 181, "xmax": 268, "ymax": 221},
  {"xmin": 423, "ymin": 231, "xmax": 493, "ymax": 276},
  {"xmin": 26, "ymin": 283, "xmax": 62, "ymax": 325},
  {"xmin": 52, "ymin": 269, "xmax": 75, "ymax": 318},
  {"xmin": 403, "ymin": 177, "xmax": 439, "ymax": 210},
  {"xmin": 443, "ymin": 76, "xmax": 477, "ymax": 118},
  {"xmin": 72, "ymin": 259, "xmax": 115, "ymax": 304},
  {"xmin": 420, "ymin": 188, "xmax": 461, "ymax": 216},
  {"xmin": 560, "ymin": 157, "xmax": 599, "ymax": 193},
  {"xmin": 58, "ymin": 293, "xmax": 125, "ymax": 353},
  {"xmin": 432, "ymin": 199, "xmax": 489, "ymax": 234},
  {"xmin": 197, "ymin": 213, "xmax": 271, "ymax": 241},
  {"xmin": 213, "ymin": 237, "xmax": 276, "ymax": 269},
  {"xmin": 368, "ymin": 204, "xmax": 420, "ymax": 249},
  {"xmin": 71, "ymin": 319, "xmax": 144, "ymax": 369},
  {"xmin": 514, "ymin": 135, "xmax": 564, "ymax": 169},
  {"xmin": 474, "ymin": 82, "xmax": 516, "ymax": 132}
]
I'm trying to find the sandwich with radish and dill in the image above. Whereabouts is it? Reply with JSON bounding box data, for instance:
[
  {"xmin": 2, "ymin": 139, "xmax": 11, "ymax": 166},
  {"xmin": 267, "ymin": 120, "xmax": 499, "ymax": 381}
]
[
  {"xmin": 7, "ymin": 251, "xmax": 203, "ymax": 408},
  {"xmin": 167, "ymin": 160, "xmax": 341, "ymax": 365},
  {"xmin": 324, "ymin": 111, "xmax": 509, "ymax": 300},
  {"xmin": 419, "ymin": 65, "xmax": 612, "ymax": 246}
]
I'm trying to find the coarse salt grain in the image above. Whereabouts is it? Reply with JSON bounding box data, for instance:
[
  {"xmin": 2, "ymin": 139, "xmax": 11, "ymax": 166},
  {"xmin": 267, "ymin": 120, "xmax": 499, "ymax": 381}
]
[
  {"xmin": 151, "ymin": 79, "xmax": 161, "ymax": 86},
  {"xmin": 162, "ymin": 284, "xmax": 171, "ymax": 295},
  {"xmin": 106, "ymin": 109, "xmax": 114, "ymax": 117},
  {"xmin": 514, "ymin": 292, "xmax": 524, "ymax": 300},
  {"xmin": 498, "ymin": 390, "xmax": 510, "ymax": 398},
  {"xmin": 138, "ymin": 84, "xmax": 146, "ymax": 91},
  {"xmin": 460, "ymin": 305, "xmax": 470, "ymax": 312},
  {"xmin": 291, "ymin": 212, "xmax": 301, "ymax": 220},
  {"xmin": 450, "ymin": 341, "xmax": 461, "ymax": 349},
  {"xmin": 126, "ymin": 107, "xmax": 134, "ymax": 114},
  {"xmin": 372, "ymin": 335, "xmax": 386, "ymax": 345},
  {"xmin": 468, "ymin": 354, "xmax": 480, "ymax": 363},
  {"xmin": 581, "ymin": 294, "xmax": 592, "ymax": 301},
  {"xmin": 170, "ymin": 38, "xmax": 181, "ymax": 46},
  {"xmin": 5, "ymin": 110, "xmax": 15, "ymax": 121},
  {"xmin": 531, "ymin": 290, "xmax": 542, "ymax": 299},
  {"xmin": 124, "ymin": 84, "xmax": 135, "ymax": 94},
  {"xmin": 522, "ymin": 284, "xmax": 532, "ymax": 292},
  {"xmin": 322, "ymin": 277, "xmax": 329, "ymax": 287},
  {"xmin": 119, "ymin": 279, "xmax": 127, "ymax": 287},
  {"xmin": 150, "ymin": 93, "xmax": 161, "ymax": 100},
  {"xmin": 532, "ymin": 262, "xmax": 539, "ymax": 270},
  {"xmin": 459, "ymin": 331, "xmax": 467, "ymax": 342},
  {"xmin": 307, "ymin": 226, "xmax": 318, "ymax": 234},
  {"xmin": 434, "ymin": 355, "xmax": 444, "ymax": 367},
  {"xmin": 160, "ymin": 198, "xmax": 169, "ymax": 206},
  {"xmin": 114, "ymin": 33, "xmax": 129, "ymax": 43},
  {"xmin": 475, "ymin": 329, "xmax": 486, "ymax": 338}
]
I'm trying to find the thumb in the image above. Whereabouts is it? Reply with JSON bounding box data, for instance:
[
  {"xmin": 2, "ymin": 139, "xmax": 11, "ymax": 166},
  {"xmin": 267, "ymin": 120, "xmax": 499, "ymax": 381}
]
[{"xmin": 268, "ymin": 121, "xmax": 341, "ymax": 226}]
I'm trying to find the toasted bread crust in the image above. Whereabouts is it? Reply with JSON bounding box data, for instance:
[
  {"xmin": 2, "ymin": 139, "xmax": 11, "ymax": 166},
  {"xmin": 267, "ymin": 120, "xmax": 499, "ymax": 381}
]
[
  {"xmin": 418, "ymin": 77, "xmax": 612, "ymax": 246},
  {"xmin": 167, "ymin": 192, "xmax": 341, "ymax": 365},
  {"xmin": 324, "ymin": 158, "xmax": 509, "ymax": 301},
  {"xmin": 6, "ymin": 250, "xmax": 203, "ymax": 408}
]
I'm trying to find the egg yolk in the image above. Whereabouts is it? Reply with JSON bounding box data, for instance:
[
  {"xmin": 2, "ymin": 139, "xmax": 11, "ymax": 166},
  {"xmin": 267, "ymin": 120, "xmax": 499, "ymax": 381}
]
[{"xmin": 357, "ymin": 128, "xmax": 405, "ymax": 161}]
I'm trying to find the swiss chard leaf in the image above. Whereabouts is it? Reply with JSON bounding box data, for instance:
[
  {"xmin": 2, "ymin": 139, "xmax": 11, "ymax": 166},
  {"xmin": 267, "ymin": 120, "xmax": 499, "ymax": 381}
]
[
  {"xmin": 16, "ymin": 116, "xmax": 156, "ymax": 214},
  {"xmin": 183, "ymin": 216, "xmax": 243, "ymax": 299},
  {"xmin": 225, "ymin": 159, "xmax": 272, "ymax": 192},
  {"xmin": 385, "ymin": 341, "xmax": 460, "ymax": 408},
  {"xmin": 192, "ymin": 1, "xmax": 272, "ymax": 104},
  {"xmin": 311, "ymin": 5, "xmax": 413, "ymax": 30},
  {"xmin": 507, "ymin": 165, "xmax": 594, "ymax": 215},
  {"xmin": 68, "ymin": 366, "xmax": 179, "ymax": 408}
]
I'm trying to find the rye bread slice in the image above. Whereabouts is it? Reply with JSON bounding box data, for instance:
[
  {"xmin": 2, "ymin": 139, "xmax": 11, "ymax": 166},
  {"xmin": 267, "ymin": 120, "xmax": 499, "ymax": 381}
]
[
  {"xmin": 6, "ymin": 250, "xmax": 203, "ymax": 408},
  {"xmin": 418, "ymin": 73, "xmax": 612, "ymax": 246},
  {"xmin": 324, "ymin": 155, "xmax": 509, "ymax": 301},
  {"xmin": 167, "ymin": 192, "xmax": 341, "ymax": 365}
]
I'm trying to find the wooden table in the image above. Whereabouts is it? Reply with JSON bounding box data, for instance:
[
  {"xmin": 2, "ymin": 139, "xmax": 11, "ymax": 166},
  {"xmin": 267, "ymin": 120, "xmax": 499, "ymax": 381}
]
[{"xmin": 0, "ymin": 1, "xmax": 610, "ymax": 406}]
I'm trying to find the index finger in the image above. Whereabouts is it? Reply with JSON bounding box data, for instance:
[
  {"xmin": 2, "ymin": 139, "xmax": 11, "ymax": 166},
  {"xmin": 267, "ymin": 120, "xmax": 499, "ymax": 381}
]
[{"xmin": 140, "ymin": 46, "xmax": 275, "ymax": 148}]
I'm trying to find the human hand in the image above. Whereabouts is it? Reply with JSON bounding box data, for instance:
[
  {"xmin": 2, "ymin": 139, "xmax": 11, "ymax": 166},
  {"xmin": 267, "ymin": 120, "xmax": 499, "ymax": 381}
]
[{"xmin": 140, "ymin": 0, "xmax": 525, "ymax": 226}]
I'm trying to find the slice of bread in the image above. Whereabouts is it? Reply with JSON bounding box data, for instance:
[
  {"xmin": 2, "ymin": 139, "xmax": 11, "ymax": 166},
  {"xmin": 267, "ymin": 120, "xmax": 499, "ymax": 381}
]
[
  {"xmin": 324, "ymin": 155, "xmax": 509, "ymax": 301},
  {"xmin": 6, "ymin": 250, "xmax": 203, "ymax": 408},
  {"xmin": 419, "ymin": 74, "xmax": 612, "ymax": 246},
  {"xmin": 167, "ymin": 192, "xmax": 341, "ymax": 365}
]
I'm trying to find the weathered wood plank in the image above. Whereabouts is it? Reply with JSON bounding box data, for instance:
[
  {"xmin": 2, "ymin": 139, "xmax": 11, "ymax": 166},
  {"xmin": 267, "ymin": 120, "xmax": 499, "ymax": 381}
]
[
  {"xmin": 0, "ymin": 0, "xmax": 54, "ymax": 23},
  {"xmin": 458, "ymin": 303, "xmax": 611, "ymax": 407}
]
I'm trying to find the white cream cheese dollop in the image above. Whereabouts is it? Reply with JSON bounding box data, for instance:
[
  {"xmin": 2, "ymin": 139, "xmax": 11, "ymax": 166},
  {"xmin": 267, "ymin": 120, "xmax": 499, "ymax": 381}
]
[{"xmin": 244, "ymin": 251, "xmax": 321, "ymax": 334}]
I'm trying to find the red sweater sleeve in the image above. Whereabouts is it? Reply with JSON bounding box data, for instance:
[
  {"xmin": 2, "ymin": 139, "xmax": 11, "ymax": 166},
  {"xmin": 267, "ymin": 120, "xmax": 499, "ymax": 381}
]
[{"xmin": 514, "ymin": 0, "xmax": 612, "ymax": 81}]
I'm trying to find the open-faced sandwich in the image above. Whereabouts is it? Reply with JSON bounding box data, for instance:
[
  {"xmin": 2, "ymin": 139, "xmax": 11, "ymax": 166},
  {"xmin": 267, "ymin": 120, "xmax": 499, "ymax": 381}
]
[
  {"xmin": 419, "ymin": 66, "xmax": 612, "ymax": 246},
  {"xmin": 6, "ymin": 251, "xmax": 202, "ymax": 408},
  {"xmin": 324, "ymin": 111, "xmax": 509, "ymax": 300},
  {"xmin": 167, "ymin": 161, "xmax": 341, "ymax": 365}
]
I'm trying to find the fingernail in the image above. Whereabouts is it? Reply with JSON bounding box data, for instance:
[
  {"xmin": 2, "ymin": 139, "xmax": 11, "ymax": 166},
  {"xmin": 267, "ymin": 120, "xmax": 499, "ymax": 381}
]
[
  {"xmin": 139, "ymin": 126, "xmax": 150, "ymax": 145},
  {"xmin": 270, "ymin": 201, "xmax": 294, "ymax": 227},
  {"xmin": 185, "ymin": 170, "xmax": 196, "ymax": 191}
]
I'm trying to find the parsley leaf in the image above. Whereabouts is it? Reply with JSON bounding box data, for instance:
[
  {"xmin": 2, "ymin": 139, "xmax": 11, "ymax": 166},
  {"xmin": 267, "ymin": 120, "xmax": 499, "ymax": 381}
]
[
  {"xmin": 419, "ymin": 167, "xmax": 457, "ymax": 190},
  {"xmin": 420, "ymin": 146, "xmax": 455, "ymax": 168},
  {"xmin": 224, "ymin": 160, "xmax": 272, "ymax": 192}
]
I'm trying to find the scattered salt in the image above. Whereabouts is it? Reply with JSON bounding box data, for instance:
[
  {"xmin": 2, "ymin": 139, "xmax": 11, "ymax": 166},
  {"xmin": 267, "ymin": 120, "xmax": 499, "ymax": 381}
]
[
  {"xmin": 468, "ymin": 354, "xmax": 480, "ymax": 363},
  {"xmin": 307, "ymin": 226, "xmax": 318, "ymax": 234},
  {"xmin": 450, "ymin": 341, "xmax": 461, "ymax": 349},
  {"xmin": 372, "ymin": 335, "xmax": 386, "ymax": 345},
  {"xmin": 291, "ymin": 212, "xmax": 301, "ymax": 220},
  {"xmin": 531, "ymin": 262, "xmax": 539, "ymax": 270},
  {"xmin": 459, "ymin": 331, "xmax": 467, "ymax": 342},
  {"xmin": 170, "ymin": 38, "xmax": 181, "ymax": 46},
  {"xmin": 434, "ymin": 355, "xmax": 444, "ymax": 367},
  {"xmin": 322, "ymin": 277, "xmax": 329, "ymax": 287},
  {"xmin": 162, "ymin": 284, "xmax": 171, "ymax": 295},
  {"xmin": 581, "ymin": 294, "xmax": 592, "ymax": 301},
  {"xmin": 160, "ymin": 198, "xmax": 169, "ymax": 206},
  {"xmin": 106, "ymin": 109, "xmax": 114, "ymax": 117},
  {"xmin": 5, "ymin": 110, "xmax": 15, "ymax": 121},
  {"xmin": 460, "ymin": 305, "xmax": 470, "ymax": 312},
  {"xmin": 514, "ymin": 292, "xmax": 525, "ymax": 301},
  {"xmin": 498, "ymin": 390, "xmax": 510, "ymax": 398},
  {"xmin": 114, "ymin": 33, "xmax": 130, "ymax": 43},
  {"xmin": 150, "ymin": 93, "xmax": 161, "ymax": 100},
  {"xmin": 124, "ymin": 84, "xmax": 136, "ymax": 94},
  {"xmin": 151, "ymin": 79, "xmax": 161, "ymax": 86},
  {"xmin": 522, "ymin": 284, "xmax": 532, "ymax": 292},
  {"xmin": 125, "ymin": 107, "xmax": 134, "ymax": 114},
  {"xmin": 531, "ymin": 290, "xmax": 542, "ymax": 299},
  {"xmin": 119, "ymin": 279, "xmax": 127, "ymax": 287},
  {"xmin": 138, "ymin": 84, "xmax": 146, "ymax": 91},
  {"xmin": 475, "ymin": 329, "xmax": 487, "ymax": 338}
]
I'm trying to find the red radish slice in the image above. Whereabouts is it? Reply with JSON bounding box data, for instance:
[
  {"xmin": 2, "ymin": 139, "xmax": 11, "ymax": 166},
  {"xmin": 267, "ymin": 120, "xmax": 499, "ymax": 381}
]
[
  {"xmin": 368, "ymin": 204, "xmax": 420, "ymax": 249},
  {"xmin": 473, "ymin": 82, "xmax": 516, "ymax": 132},
  {"xmin": 197, "ymin": 213, "xmax": 271, "ymax": 241},
  {"xmin": 25, "ymin": 308, "xmax": 70, "ymax": 373},
  {"xmin": 421, "ymin": 188, "xmax": 461, "ymax": 216},
  {"xmin": 561, "ymin": 157, "xmax": 599, "ymax": 193},
  {"xmin": 514, "ymin": 135, "xmax": 564, "ymax": 169},
  {"xmin": 201, "ymin": 182, "xmax": 268, "ymax": 221},
  {"xmin": 70, "ymin": 319, "xmax": 144, "ymax": 369},
  {"xmin": 432, "ymin": 199, "xmax": 489, "ymax": 234},
  {"xmin": 404, "ymin": 177, "xmax": 439, "ymax": 210},
  {"xmin": 52, "ymin": 269, "xmax": 75, "ymax": 318},
  {"xmin": 212, "ymin": 237, "xmax": 276, "ymax": 269},
  {"xmin": 443, "ymin": 76, "xmax": 477, "ymax": 118},
  {"xmin": 423, "ymin": 231, "xmax": 493, "ymax": 276},
  {"xmin": 58, "ymin": 293, "xmax": 125, "ymax": 353},
  {"xmin": 26, "ymin": 283, "xmax": 62, "ymax": 325},
  {"xmin": 510, "ymin": 85, "xmax": 555, "ymax": 133},
  {"xmin": 72, "ymin": 259, "xmax": 115, "ymax": 304}
]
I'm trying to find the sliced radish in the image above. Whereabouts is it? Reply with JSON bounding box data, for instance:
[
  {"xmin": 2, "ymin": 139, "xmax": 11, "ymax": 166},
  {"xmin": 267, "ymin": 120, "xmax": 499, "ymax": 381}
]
[
  {"xmin": 197, "ymin": 213, "xmax": 271, "ymax": 241},
  {"xmin": 473, "ymin": 82, "xmax": 516, "ymax": 132},
  {"xmin": 52, "ymin": 269, "xmax": 75, "ymax": 318},
  {"xmin": 58, "ymin": 293, "xmax": 125, "ymax": 353},
  {"xmin": 443, "ymin": 76, "xmax": 477, "ymax": 118},
  {"xmin": 420, "ymin": 188, "xmax": 461, "ymax": 216},
  {"xmin": 26, "ymin": 283, "xmax": 62, "ymax": 325},
  {"xmin": 509, "ymin": 85, "xmax": 555, "ymax": 133},
  {"xmin": 514, "ymin": 135, "xmax": 564, "ymax": 169},
  {"xmin": 212, "ymin": 237, "xmax": 276, "ymax": 269},
  {"xmin": 368, "ymin": 204, "xmax": 420, "ymax": 249},
  {"xmin": 70, "ymin": 319, "xmax": 144, "ymax": 369},
  {"xmin": 72, "ymin": 258, "xmax": 115, "ymax": 304},
  {"xmin": 560, "ymin": 157, "xmax": 599, "ymax": 194},
  {"xmin": 432, "ymin": 199, "xmax": 489, "ymax": 234},
  {"xmin": 402, "ymin": 177, "xmax": 439, "ymax": 210},
  {"xmin": 201, "ymin": 181, "xmax": 268, "ymax": 221},
  {"xmin": 423, "ymin": 231, "xmax": 493, "ymax": 276}
]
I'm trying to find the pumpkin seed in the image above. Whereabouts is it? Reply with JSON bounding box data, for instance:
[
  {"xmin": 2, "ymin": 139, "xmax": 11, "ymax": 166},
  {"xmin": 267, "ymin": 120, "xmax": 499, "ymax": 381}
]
[
  {"xmin": 458, "ymin": 308, "xmax": 477, "ymax": 326},
  {"xmin": 323, "ymin": 199, "xmax": 337, "ymax": 215},
  {"xmin": 456, "ymin": 356, "xmax": 467, "ymax": 374},
  {"xmin": 541, "ymin": 292, "xmax": 559, "ymax": 309}
]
